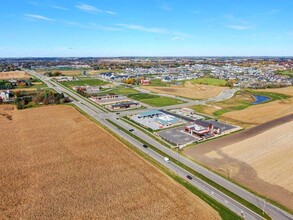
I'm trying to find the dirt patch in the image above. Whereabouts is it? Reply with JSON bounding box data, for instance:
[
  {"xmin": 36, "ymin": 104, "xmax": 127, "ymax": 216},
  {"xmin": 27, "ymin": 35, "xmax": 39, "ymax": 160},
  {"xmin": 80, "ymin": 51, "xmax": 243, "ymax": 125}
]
[
  {"xmin": 142, "ymin": 81, "xmax": 227, "ymax": 99},
  {"xmin": 0, "ymin": 105, "xmax": 220, "ymax": 220},
  {"xmin": 0, "ymin": 71, "xmax": 29, "ymax": 80},
  {"xmin": 184, "ymin": 114, "xmax": 293, "ymax": 210}
]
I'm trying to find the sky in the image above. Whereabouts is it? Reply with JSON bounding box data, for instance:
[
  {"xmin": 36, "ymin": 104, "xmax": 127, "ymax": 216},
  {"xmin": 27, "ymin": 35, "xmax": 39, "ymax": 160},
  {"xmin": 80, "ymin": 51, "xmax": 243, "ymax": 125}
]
[{"xmin": 1, "ymin": 0, "xmax": 293, "ymax": 57}]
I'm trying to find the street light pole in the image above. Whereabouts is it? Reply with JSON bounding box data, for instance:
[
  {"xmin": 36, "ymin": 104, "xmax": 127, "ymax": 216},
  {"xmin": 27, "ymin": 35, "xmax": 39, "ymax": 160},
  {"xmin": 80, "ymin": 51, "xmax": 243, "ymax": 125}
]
[{"xmin": 262, "ymin": 197, "xmax": 266, "ymax": 214}]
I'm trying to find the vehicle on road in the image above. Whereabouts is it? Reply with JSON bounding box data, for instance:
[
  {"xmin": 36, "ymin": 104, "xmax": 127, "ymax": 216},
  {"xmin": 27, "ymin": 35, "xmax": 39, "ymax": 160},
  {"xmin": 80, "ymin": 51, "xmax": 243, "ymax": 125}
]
[
  {"xmin": 143, "ymin": 144, "xmax": 148, "ymax": 148},
  {"xmin": 116, "ymin": 112, "xmax": 120, "ymax": 115},
  {"xmin": 187, "ymin": 175, "xmax": 192, "ymax": 180},
  {"xmin": 129, "ymin": 129, "xmax": 134, "ymax": 132},
  {"xmin": 164, "ymin": 157, "xmax": 170, "ymax": 162}
]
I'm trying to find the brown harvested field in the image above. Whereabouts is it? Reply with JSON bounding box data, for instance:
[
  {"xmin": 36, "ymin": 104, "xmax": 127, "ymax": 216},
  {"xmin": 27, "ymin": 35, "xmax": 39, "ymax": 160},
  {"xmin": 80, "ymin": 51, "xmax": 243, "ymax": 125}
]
[
  {"xmin": 10, "ymin": 88, "xmax": 37, "ymax": 92},
  {"xmin": 221, "ymin": 97, "xmax": 293, "ymax": 125},
  {"xmin": 0, "ymin": 71, "xmax": 30, "ymax": 79},
  {"xmin": 142, "ymin": 81, "xmax": 227, "ymax": 99},
  {"xmin": 0, "ymin": 105, "xmax": 220, "ymax": 220},
  {"xmin": 184, "ymin": 114, "xmax": 293, "ymax": 210}
]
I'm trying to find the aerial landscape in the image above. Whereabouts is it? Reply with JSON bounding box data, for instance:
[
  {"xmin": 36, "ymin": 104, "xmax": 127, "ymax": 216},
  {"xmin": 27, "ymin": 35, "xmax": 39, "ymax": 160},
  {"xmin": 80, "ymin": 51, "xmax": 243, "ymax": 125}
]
[{"xmin": 0, "ymin": 1, "xmax": 293, "ymax": 220}]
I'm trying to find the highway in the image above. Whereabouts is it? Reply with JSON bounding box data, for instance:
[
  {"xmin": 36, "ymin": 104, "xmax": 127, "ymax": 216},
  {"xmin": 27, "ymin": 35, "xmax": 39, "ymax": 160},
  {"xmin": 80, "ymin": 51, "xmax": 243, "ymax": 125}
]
[{"xmin": 27, "ymin": 70, "xmax": 293, "ymax": 220}]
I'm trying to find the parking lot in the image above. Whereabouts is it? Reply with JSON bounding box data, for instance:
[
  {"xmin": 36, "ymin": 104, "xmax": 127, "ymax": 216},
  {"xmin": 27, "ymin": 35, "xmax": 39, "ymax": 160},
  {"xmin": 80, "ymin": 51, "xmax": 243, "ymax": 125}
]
[
  {"xmin": 157, "ymin": 126, "xmax": 200, "ymax": 147},
  {"xmin": 207, "ymin": 120, "xmax": 237, "ymax": 133}
]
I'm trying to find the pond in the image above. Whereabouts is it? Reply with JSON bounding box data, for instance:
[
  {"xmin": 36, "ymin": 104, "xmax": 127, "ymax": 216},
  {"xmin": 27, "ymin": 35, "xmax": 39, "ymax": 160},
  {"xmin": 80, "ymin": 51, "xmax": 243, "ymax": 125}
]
[{"xmin": 252, "ymin": 95, "xmax": 270, "ymax": 104}]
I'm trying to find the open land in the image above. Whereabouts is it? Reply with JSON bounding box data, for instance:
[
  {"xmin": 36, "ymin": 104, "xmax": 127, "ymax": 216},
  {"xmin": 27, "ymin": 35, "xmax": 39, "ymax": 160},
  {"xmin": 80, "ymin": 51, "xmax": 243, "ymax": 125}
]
[
  {"xmin": 38, "ymin": 69, "xmax": 112, "ymax": 76},
  {"xmin": 0, "ymin": 105, "xmax": 220, "ymax": 220},
  {"xmin": 191, "ymin": 88, "xmax": 293, "ymax": 127},
  {"xmin": 61, "ymin": 78, "xmax": 107, "ymax": 87},
  {"xmin": 142, "ymin": 81, "xmax": 227, "ymax": 100},
  {"xmin": 128, "ymin": 93, "xmax": 185, "ymax": 107},
  {"xmin": 221, "ymin": 97, "xmax": 293, "ymax": 126},
  {"xmin": 184, "ymin": 114, "xmax": 293, "ymax": 210},
  {"xmin": 0, "ymin": 71, "xmax": 30, "ymax": 80}
]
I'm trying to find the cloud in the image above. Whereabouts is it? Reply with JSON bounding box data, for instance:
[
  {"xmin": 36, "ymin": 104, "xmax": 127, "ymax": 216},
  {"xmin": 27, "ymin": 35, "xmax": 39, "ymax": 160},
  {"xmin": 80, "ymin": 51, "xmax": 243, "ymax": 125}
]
[
  {"xmin": 172, "ymin": 37, "xmax": 184, "ymax": 41},
  {"xmin": 117, "ymin": 24, "xmax": 189, "ymax": 37},
  {"xmin": 51, "ymin": 5, "xmax": 69, "ymax": 11},
  {"xmin": 117, "ymin": 24, "xmax": 167, "ymax": 34},
  {"xmin": 75, "ymin": 3, "xmax": 102, "ymax": 13},
  {"xmin": 75, "ymin": 3, "xmax": 117, "ymax": 15},
  {"xmin": 226, "ymin": 24, "xmax": 251, "ymax": 30},
  {"xmin": 105, "ymin": 11, "xmax": 117, "ymax": 15},
  {"xmin": 24, "ymin": 14, "xmax": 54, "ymax": 21},
  {"xmin": 63, "ymin": 20, "xmax": 120, "ymax": 31}
]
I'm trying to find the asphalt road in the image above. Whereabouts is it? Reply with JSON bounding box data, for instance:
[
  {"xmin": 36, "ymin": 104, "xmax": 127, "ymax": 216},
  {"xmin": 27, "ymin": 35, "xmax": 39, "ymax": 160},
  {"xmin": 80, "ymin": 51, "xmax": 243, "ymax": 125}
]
[{"xmin": 27, "ymin": 70, "xmax": 293, "ymax": 220}]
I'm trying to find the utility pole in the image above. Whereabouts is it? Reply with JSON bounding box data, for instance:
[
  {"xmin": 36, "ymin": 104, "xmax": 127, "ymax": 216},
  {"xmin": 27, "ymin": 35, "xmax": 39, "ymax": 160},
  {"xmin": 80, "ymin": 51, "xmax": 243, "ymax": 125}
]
[{"xmin": 262, "ymin": 197, "xmax": 267, "ymax": 214}]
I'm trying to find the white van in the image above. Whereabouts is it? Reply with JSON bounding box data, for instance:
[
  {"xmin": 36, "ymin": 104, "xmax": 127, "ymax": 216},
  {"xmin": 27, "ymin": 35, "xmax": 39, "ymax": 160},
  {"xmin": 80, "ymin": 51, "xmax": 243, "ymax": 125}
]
[{"xmin": 164, "ymin": 157, "xmax": 170, "ymax": 162}]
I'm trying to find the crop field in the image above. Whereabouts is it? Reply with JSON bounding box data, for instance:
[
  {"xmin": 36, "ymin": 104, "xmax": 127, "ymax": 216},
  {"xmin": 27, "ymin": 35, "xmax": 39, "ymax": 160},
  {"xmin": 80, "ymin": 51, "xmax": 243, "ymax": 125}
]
[
  {"xmin": 184, "ymin": 115, "xmax": 293, "ymax": 210},
  {"xmin": 0, "ymin": 105, "xmax": 220, "ymax": 220},
  {"xmin": 142, "ymin": 81, "xmax": 227, "ymax": 99},
  {"xmin": 128, "ymin": 93, "xmax": 185, "ymax": 107},
  {"xmin": 61, "ymin": 77, "xmax": 107, "ymax": 88},
  {"xmin": 191, "ymin": 78, "xmax": 227, "ymax": 86},
  {"xmin": 0, "ymin": 71, "xmax": 30, "ymax": 79}
]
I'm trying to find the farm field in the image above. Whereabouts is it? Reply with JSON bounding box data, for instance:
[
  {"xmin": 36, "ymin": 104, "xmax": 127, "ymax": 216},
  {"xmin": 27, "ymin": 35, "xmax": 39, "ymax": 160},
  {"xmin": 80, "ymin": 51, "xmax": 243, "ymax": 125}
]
[
  {"xmin": 142, "ymin": 81, "xmax": 227, "ymax": 99},
  {"xmin": 184, "ymin": 114, "xmax": 293, "ymax": 210},
  {"xmin": 0, "ymin": 105, "xmax": 220, "ymax": 220},
  {"xmin": 128, "ymin": 93, "xmax": 185, "ymax": 107},
  {"xmin": 0, "ymin": 71, "xmax": 30, "ymax": 80}
]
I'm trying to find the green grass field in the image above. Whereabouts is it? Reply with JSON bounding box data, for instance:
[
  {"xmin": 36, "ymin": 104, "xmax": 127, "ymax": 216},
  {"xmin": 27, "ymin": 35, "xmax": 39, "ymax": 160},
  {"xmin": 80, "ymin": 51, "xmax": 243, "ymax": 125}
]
[
  {"xmin": 147, "ymin": 79, "xmax": 170, "ymax": 87},
  {"xmin": 128, "ymin": 93, "xmax": 184, "ymax": 107},
  {"xmin": 98, "ymin": 86, "xmax": 138, "ymax": 95},
  {"xmin": 61, "ymin": 78, "xmax": 107, "ymax": 87},
  {"xmin": 191, "ymin": 78, "xmax": 227, "ymax": 86},
  {"xmin": 275, "ymin": 70, "xmax": 293, "ymax": 77}
]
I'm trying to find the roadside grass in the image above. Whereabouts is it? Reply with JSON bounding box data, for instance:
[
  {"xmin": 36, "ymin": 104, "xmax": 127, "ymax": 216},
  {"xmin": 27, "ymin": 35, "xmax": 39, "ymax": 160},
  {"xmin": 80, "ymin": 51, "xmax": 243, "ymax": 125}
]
[
  {"xmin": 128, "ymin": 93, "xmax": 185, "ymax": 107},
  {"xmin": 106, "ymin": 119, "xmax": 270, "ymax": 220},
  {"xmin": 191, "ymin": 78, "xmax": 227, "ymax": 86},
  {"xmin": 61, "ymin": 78, "xmax": 107, "ymax": 87}
]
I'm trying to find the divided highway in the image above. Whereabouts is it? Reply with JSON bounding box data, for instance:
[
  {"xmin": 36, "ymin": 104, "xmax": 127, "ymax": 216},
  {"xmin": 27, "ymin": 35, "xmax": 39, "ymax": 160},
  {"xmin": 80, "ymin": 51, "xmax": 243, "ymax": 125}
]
[{"xmin": 27, "ymin": 70, "xmax": 293, "ymax": 220}]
